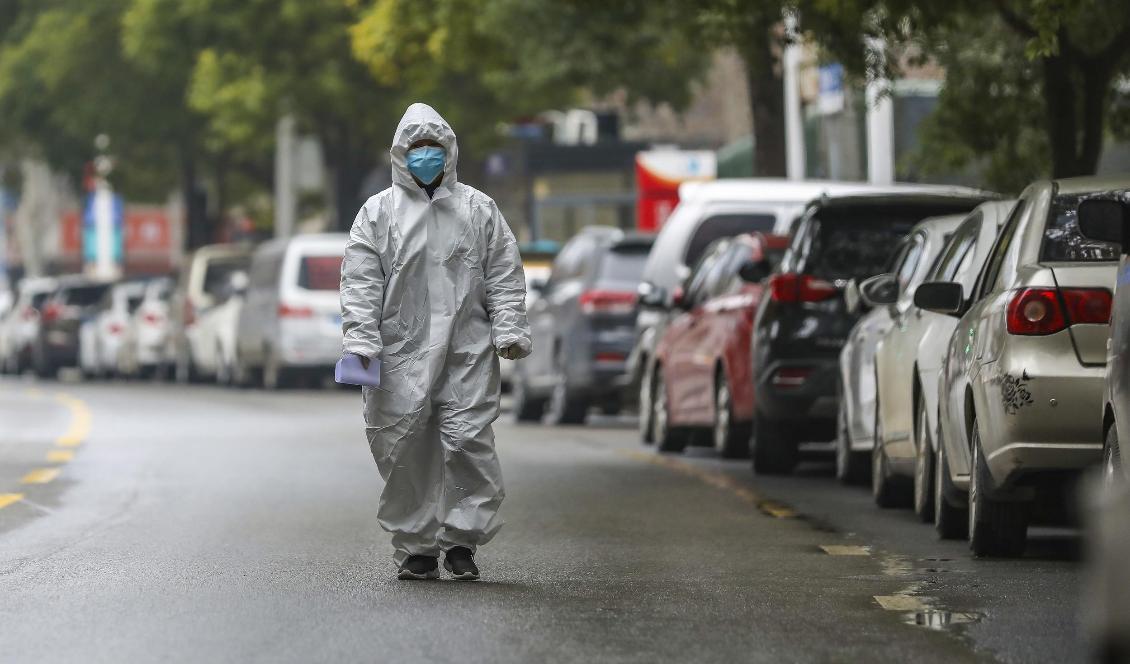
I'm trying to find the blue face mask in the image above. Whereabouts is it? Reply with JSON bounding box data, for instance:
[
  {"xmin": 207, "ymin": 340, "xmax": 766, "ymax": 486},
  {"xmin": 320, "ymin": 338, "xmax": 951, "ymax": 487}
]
[{"xmin": 406, "ymin": 146, "xmax": 445, "ymax": 185}]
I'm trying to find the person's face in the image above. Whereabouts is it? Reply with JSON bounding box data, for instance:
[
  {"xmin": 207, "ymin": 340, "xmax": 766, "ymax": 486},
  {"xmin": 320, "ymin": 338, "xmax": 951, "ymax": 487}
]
[{"xmin": 407, "ymin": 139, "xmax": 444, "ymax": 186}]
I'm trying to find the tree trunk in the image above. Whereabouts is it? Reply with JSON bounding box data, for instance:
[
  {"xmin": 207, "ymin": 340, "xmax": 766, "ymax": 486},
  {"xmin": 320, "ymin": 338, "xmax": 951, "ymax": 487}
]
[
  {"xmin": 1040, "ymin": 45, "xmax": 1116, "ymax": 178},
  {"xmin": 744, "ymin": 34, "xmax": 787, "ymax": 178},
  {"xmin": 179, "ymin": 145, "xmax": 208, "ymax": 250}
]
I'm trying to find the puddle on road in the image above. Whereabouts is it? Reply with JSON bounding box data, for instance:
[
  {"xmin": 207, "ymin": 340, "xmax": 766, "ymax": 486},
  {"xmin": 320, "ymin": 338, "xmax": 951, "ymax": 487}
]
[{"xmin": 905, "ymin": 610, "xmax": 983, "ymax": 630}]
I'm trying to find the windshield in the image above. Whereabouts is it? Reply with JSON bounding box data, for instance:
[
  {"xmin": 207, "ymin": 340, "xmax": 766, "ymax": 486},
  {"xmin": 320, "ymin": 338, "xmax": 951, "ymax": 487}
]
[
  {"xmin": 203, "ymin": 257, "xmax": 249, "ymax": 296},
  {"xmin": 805, "ymin": 204, "xmax": 978, "ymax": 281},
  {"xmin": 685, "ymin": 213, "xmax": 776, "ymax": 267},
  {"xmin": 65, "ymin": 285, "xmax": 110, "ymax": 307},
  {"xmin": 298, "ymin": 255, "xmax": 345, "ymax": 291},
  {"xmin": 598, "ymin": 247, "xmax": 650, "ymax": 285},
  {"xmin": 1041, "ymin": 192, "xmax": 1122, "ymax": 262}
]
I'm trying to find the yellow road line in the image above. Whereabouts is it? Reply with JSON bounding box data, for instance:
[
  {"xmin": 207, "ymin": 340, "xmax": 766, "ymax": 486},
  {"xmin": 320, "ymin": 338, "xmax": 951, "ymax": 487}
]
[
  {"xmin": 47, "ymin": 450, "xmax": 75, "ymax": 463},
  {"xmin": 618, "ymin": 449, "xmax": 797, "ymax": 517},
  {"xmin": 874, "ymin": 595, "xmax": 930, "ymax": 611},
  {"xmin": 54, "ymin": 393, "xmax": 91, "ymax": 447},
  {"xmin": 820, "ymin": 544, "xmax": 871, "ymax": 556},
  {"xmin": 0, "ymin": 493, "xmax": 24, "ymax": 510},
  {"xmin": 21, "ymin": 468, "xmax": 60, "ymax": 484}
]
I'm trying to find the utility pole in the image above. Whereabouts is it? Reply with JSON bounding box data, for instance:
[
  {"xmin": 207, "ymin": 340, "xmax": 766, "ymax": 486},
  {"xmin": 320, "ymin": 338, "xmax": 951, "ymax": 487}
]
[
  {"xmin": 274, "ymin": 115, "xmax": 297, "ymax": 239},
  {"xmin": 783, "ymin": 12, "xmax": 806, "ymax": 181},
  {"xmin": 865, "ymin": 37, "xmax": 895, "ymax": 185}
]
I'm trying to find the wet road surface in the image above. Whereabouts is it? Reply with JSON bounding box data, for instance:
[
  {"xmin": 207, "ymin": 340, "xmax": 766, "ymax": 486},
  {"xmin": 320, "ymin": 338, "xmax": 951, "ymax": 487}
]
[{"xmin": 0, "ymin": 377, "xmax": 1082, "ymax": 662}]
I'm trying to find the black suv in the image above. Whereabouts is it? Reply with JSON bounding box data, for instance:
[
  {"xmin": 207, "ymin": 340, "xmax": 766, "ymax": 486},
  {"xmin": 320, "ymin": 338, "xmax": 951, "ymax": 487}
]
[{"xmin": 749, "ymin": 191, "xmax": 993, "ymax": 475}]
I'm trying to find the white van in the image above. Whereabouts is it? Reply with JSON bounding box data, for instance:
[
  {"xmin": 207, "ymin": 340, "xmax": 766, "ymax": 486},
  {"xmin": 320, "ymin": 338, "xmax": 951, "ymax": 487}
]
[{"xmin": 235, "ymin": 233, "xmax": 347, "ymax": 389}]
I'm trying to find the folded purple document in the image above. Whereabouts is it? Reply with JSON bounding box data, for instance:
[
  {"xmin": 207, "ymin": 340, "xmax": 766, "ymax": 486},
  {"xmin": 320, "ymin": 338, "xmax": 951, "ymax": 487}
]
[{"xmin": 335, "ymin": 354, "xmax": 381, "ymax": 387}]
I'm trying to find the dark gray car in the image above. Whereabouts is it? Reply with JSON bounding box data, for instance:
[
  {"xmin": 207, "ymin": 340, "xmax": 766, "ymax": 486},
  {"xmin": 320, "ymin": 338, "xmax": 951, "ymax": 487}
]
[{"xmin": 512, "ymin": 228, "xmax": 654, "ymax": 425}]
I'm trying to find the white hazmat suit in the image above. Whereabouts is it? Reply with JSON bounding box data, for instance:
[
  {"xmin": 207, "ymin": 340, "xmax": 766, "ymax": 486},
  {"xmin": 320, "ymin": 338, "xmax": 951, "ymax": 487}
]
[{"xmin": 340, "ymin": 103, "xmax": 532, "ymax": 564}]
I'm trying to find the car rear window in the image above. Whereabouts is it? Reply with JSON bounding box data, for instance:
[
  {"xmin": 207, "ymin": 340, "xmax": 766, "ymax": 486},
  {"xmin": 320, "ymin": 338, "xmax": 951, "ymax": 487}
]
[
  {"xmin": 298, "ymin": 255, "xmax": 344, "ymax": 291},
  {"xmin": 64, "ymin": 285, "xmax": 110, "ymax": 306},
  {"xmin": 203, "ymin": 257, "xmax": 249, "ymax": 296},
  {"xmin": 598, "ymin": 247, "xmax": 650, "ymax": 284},
  {"xmin": 685, "ymin": 213, "xmax": 776, "ymax": 267},
  {"xmin": 128, "ymin": 296, "xmax": 144, "ymax": 313},
  {"xmin": 1041, "ymin": 193, "xmax": 1121, "ymax": 262},
  {"xmin": 808, "ymin": 205, "xmax": 974, "ymax": 281}
]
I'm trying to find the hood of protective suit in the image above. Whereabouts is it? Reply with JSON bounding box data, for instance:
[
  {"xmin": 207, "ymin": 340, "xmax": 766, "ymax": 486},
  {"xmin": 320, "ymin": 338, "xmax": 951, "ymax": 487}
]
[{"xmin": 390, "ymin": 103, "xmax": 459, "ymax": 191}]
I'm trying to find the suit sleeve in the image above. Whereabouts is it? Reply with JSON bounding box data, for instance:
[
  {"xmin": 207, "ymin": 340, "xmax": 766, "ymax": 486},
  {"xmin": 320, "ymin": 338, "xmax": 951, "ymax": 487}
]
[
  {"xmin": 482, "ymin": 201, "xmax": 532, "ymax": 357},
  {"xmin": 339, "ymin": 204, "xmax": 385, "ymax": 360}
]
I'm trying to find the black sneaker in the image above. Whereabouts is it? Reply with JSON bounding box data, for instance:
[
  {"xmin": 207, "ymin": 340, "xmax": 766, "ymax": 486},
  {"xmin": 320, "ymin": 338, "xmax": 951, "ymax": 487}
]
[
  {"xmin": 397, "ymin": 555, "xmax": 439, "ymax": 580},
  {"xmin": 443, "ymin": 547, "xmax": 480, "ymax": 581}
]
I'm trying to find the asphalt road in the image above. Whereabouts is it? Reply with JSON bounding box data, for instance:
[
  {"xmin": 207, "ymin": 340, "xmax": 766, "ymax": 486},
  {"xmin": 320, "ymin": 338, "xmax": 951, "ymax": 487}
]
[{"xmin": 0, "ymin": 376, "xmax": 1085, "ymax": 663}]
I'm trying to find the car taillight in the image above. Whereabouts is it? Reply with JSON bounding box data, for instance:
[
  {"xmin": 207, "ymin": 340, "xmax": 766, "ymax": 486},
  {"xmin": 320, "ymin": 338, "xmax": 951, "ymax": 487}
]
[
  {"xmin": 108, "ymin": 322, "xmax": 124, "ymax": 335},
  {"xmin": 278, "ymin": 303, "xmax": 314, "ymax": 318},
  {"xmin": 1006, "ymin": 287, "xmax": 1112, "ymax": 336},
  {"xmin": 768, "ymin": 273, "xmax": 838, "ymax": 303},
  {"xmin": 41, "ymin": 303, "xmax": 62, "ymax": 323},
  {"xmin": 771, "ymin": 366, "xmax": 812, "ymax": 388},
  {"xmin": 593, "ymin": 351, "xmax": 627, "ymax": 362},
  {"xmin": 143, "ymin": 312, "xmax": 163, "ymax": 325},
  {"xmin": 579, "ymin": 290, "xmax": 636, "ymax": 315}
]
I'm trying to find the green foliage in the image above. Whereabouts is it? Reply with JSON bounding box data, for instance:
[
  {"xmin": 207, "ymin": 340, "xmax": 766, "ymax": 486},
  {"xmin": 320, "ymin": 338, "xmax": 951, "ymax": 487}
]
[{"xmin": 909, "ymin": 17, "xmax": 1049, "ymax": 193}]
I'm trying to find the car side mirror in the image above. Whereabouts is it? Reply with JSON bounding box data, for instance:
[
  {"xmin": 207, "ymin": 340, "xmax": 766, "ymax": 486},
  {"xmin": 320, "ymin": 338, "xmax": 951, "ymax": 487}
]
[
  {"xmin": 913, "ymin": 281, "xmax": 964, "ymax": 316},
  {"xmin": 528, "ymin": 278, "xmax": 547, "ymax": 295},
  {"xmin": 738, "ymin": 259, "xmax": 770, "ymax": 283},
  {"xmin": 858, "ymin": 273, "xmax": 899, "ymax": 308},
  {"xmin": 1077, "ymin": 198, "xmax": 1130, "ymax": 252},
  {"xmin": 637, "ymin": 282, "xmax": 668, "ymax": 310}
]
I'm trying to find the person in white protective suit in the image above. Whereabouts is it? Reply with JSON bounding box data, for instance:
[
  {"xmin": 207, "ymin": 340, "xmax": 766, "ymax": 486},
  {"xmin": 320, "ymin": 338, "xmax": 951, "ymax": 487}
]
[{"xmin": 339, "ymin": 103, "xmax": 532, "ymax": 581}]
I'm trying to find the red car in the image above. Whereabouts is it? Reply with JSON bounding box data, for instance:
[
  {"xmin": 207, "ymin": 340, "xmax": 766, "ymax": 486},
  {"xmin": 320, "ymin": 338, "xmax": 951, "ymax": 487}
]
[{"xmin": 651, "ymin": 233, "xmax": 788, "ymax": 457}]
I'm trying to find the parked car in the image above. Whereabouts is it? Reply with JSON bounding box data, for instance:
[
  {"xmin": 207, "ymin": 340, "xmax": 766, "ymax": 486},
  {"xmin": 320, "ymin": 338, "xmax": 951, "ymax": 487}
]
[
  {"xmin": 649, "ymin": 232, "xmax": 787, "ymax": 457},
  {"xmin": 79, "ymin": 280, "xmax": 147, "ymax": 378},
  {"xmin": 170, "ymin": 244, "xmax": 253, "ymax": 382},
  {"xmin": 0, "ymin": 277, "xmax": 56, "ymax": 374},
  {"xmin": 1075, "ymin": 194, "xmax": 1130, "ymax": 485},
  {"xmin": 918, "ymin": 176, "xmax": 1125, "ymax": 556},
  {"xmin": 192, "ymin": 270, "xmax": 248, "ymax": 385},
  {"xmin": 500, "ymin": 245, "xmax": 556, "ymax": 392},
  {"xmin": 118, "ymin": 276, "xmax": 174, "ymax": 378},
  {"xmin": 632, "ymin": 179, "xmax": 985, "ymax": 443},
  {"xmin": 33, "ymin": 277, "xmax": 113, "ymax": 377},
  {"xmin": 868, "ymin": 201, "xmax": 1017, "ymax": 522},
  {"xmin": 837, "ymin": 213, "xmax": 965, "ymax": 487},
  {"xmin": 513, "ymin": 228, "xmax": 653, "ymax": 424},
  {"xmin": 235, "ymin": 233, "xmax": 346, "ymax": 389},
  {"xmin": 749, "ymin": 189, "xmax": 992, "ymax": 475}
]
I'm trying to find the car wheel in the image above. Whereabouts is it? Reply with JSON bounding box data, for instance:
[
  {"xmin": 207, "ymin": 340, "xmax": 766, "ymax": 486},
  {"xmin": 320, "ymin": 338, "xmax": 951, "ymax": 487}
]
[
  {"xmin": 511, "ymin": 370, "xmax": 546, "ymax": 423},
  {"xmin": 934, "ymin": 434, "xmax": 968, "ymax": 540},
  {"xmin": 639, "ymin": 361, "xmax": 656, "ymax": 444},
  {"xmin": 654, "ymin": 368, "xmax": 688, "ymax": 453},
  {"xmin": 913, "ymin": 395, "xmax": 935, "ymax": 522},
  {"xmin": 968, "ymin": 421, "xmax": 1029, "ymax": 558},
  {"xmin": 546, "ymin": 374, "xmax": 588, "ymax": 425},
  {"xmin": 872, "ymin": 400, "xmax": 911, "ymax": 508},
  {"xmin": 835, "ymin": 397, "xmax": 869, "ymax": 485},
  {"xmin": 713, "ymin": 371, "xmax": 750, "ymax": 459},
  {"xmin": 750, "ymin": 414, "xmax": 797, "ymax": 475},
  {"xmin": 1103, "ymin": 423, "xmax": 1122, "ymax": 488}
]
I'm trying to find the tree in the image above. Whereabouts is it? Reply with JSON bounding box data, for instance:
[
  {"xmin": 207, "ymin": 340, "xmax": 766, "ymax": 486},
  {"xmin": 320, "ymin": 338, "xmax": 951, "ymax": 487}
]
[
  {"xmin": 349, "ymin": 0, "xmax": 710, "ymax": 157},
  {"xmin": 124, "ymin": 0, "xmax": 401, "ymax": 231},
  {"xmin": 800, "ymin": 0, "xmax": 1130, "ymax": 183}
]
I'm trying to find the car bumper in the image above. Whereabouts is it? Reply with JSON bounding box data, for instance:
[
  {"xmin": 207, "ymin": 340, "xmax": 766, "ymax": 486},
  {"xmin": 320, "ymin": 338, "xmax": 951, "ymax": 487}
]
[
  {"xmin": 756, "ymin": 358, "xmax": 839, "ymax": 424},
  {"xmin": 978, "ymin": 350, "xmax": 1105, "ymax": 489}
]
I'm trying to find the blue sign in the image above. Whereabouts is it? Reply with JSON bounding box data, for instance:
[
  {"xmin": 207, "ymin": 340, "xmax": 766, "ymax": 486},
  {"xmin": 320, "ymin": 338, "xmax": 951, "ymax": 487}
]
[{"xmin": 82, "ymin": 190, "xmax": 124, "ymax": 265}]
